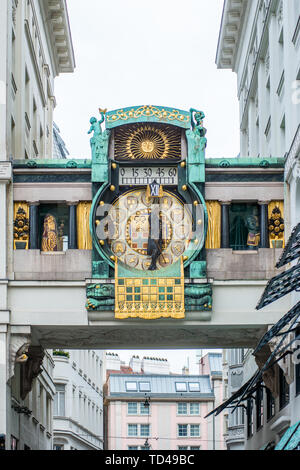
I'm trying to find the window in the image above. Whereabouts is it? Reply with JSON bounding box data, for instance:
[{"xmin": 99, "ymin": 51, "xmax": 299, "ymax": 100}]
[
  {"xmin": 190, "ymin": 403, "xmax": 200, "ymax": 415},
  {"xmin": 139, "ymin": 382, "xmax": 151, "ymax": 392},
  {"xmin": 127, "ymin": 402, "xmax": 150, "ymax": 415},
  {"xmin": 178, "ymin": 446, "xmax": 200, "ymax": 450},
  {"xmin": 128, "ymin": 424, "xmax": 138, "ymax": 437},
  {"xmin": 177, "ymin": 403, "xmax": 188, "ymax": 415},
  {"xmin": 140, "ymin": 424, "xmax": 150, "ymax": 437},
  {"xmin": 178, "ymin": 424, "xmax": 200, "ymax": 438},
  {"xmin": 176, "ymin": 382, "xmax": 187, "ymax": 392},
  {"xmin": 279, "ymin": 368, "xmax": 290, "ymax": 409},
  {"xmin": 126, "ymin": 382, "xmax": 137, "ymax": 392},
  {"xmin": 178, "ymin": 424, "xmax": 188, "ymax": 437},
  {"xmin": 189, "ymin": 382, "xmax": 200, "ymax": 392},
  {"xmin": 266, "ymin": 388, "xmax": 275, "ymax": 420},
  {"xmin": 140, "ymin": 403, "xmax": 150, "ymax": 415},
  {"xmin": 229, "ymin": 203, "xmax": 260, "ymax": 251},
  {"xmin": 128, "ymin": 403, "xmax": 138, "ymax": 415},
  {"xmin": 177, "ymin": 403, "xmax": 200, "ymax": 415},
  {"xmin": 190, "ymin": 425, "xmax": 200, "ymax": 437},
  {"xmin": 256, "ymin": 385, "xmax": 264, "ymax": 430},
  {"xmin": 128, "ymin": 424, "xmax": 150, "ymax": 437},
  {"xmin": 54, "ymin": 384, "xmax": 65, "ymax": 416},
  {"xmin": 39, "ymin": 204, "xmax": 69, "ymax": 252}
]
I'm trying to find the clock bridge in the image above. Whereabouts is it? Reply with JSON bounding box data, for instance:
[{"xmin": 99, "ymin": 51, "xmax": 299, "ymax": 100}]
[{"xmin": 2, "ymin": 105, "xmax": 289, "ymax": 415}]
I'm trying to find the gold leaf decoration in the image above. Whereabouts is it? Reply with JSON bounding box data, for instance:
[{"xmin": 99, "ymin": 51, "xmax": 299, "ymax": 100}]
[{"xmin": 114, "ymin": 124, "xmax": 181, "ymax": 161}]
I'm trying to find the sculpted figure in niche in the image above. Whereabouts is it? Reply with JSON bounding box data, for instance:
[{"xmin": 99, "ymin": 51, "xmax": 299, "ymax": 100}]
[
  {"xmin": 41, "ymin": 214, "xmax": 58, "ymax": 252},
  {"xmin": 88, "ymin": 109, "xmax": 110, "ymax": 163},
  {"xmin": 245, "ymin": 207, "xmax": 260, "ymax": 250}
]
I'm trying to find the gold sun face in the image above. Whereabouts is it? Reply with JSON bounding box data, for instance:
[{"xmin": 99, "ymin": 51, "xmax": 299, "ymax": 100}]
[{"xmin": 114, "ymin": 123, "xmax": 181, "ymax": 161}]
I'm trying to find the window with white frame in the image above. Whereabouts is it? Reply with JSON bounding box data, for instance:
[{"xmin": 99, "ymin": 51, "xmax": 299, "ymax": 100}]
[
  {"xmin": 178, "ymin": 424, "xmax": 188, "ymax": 437},
  {"xmin": 139, "ymin": 382, "xmax": 151, "ymax": 392},
  {"xmin": 177, "ymin": 424, "xmax": 200, "ymax": 438},
  {"xmin": 128, "ymin": 424, "xmax": 138, "ymax": 437},
  {"xmin": 177, "ymin": 403, "xmax": 200, "ymax": 415},
  {"xmin": 140, "ymin": 424, "xmax": 150, "ymax": 437},
  {"xmin": 188, "ymin": 382, "xmax": 200, "ymax": 392},
  {"xmin": 128, "ymin": 424, "xmax": 150, "ymax": 437},
  {"xmin": 190, "ymin": 403, "xmax": 200, "ymax": 415},
  {"xmin": 128, "ymin": 402, "xmax": 138, "ymax": 415},
  {"xmin": 175, "ymin": 382, "xmax": 187, "ymax": 392},
  {"xmin": 126, "ymin": 382, "xmax": 137, "ymax": 392},
  {"xmin": 177, "ymin": 403, "xmax": 188, "ymax": 415},
  {"xmin": 190, "ymin": 424, "xmax": 200, "ymax": 437},
  {"xmin": 179, "ymin": 446, "xmax": 201, "ymax": 450},
  {"xmin": 127, "ymin": 402, "xmax": 150, "ymax": 415},
  {"xmin": 54, "ymin": 384, "xmax": 65, "ymax": 416},
  {"xmin": 140, "ymin": 402, "xmax": 150, "ymax": 415}
]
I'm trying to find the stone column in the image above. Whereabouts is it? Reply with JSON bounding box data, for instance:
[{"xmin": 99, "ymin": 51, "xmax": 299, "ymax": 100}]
[
  {"xmin": 221, "ymin": 202, "xmax": 231, "ymax": 249},
  {"xmin": 258, "ymin": 201, "xmax": 270, "ymax": 248},
  {"xmin": 68, "ymin": 202, "xmax": 78, "ymax": 250},
  {"xmin": 29, "ymin": 202, "xmax": 40, "ymax": 249}
]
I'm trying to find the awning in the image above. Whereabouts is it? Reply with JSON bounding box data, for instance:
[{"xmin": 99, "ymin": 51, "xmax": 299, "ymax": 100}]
[
  {"xmin": 275, "ymin": 421, "xmax": 300, "ymax": 451},
  {"xmin": 205, "ymin": 375, "xmax": 258, "ymax": 419},
  {"xmin": 256, "ymin": 263, "xmax": 300, "ymax": 310},
  {"xmin": 254, "ymin": 301, "xmax": 300, "ymax": 355},
  {"xmin": 260, "ymin": 442, "xmax": 275, "ymax": 451},
  {"xmin": 276, "ymin": 222, "xmax": 300, "ymax": 268}
]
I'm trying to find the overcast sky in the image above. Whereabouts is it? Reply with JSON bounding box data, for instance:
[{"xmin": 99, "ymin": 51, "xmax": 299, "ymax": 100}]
[
  {"xmin": 54, "ymin": 0, "xmax": 240, "ymax": 159},
  {"xmin": 54, "ymin": 1, "xmax": 237, "ymax": 371}
]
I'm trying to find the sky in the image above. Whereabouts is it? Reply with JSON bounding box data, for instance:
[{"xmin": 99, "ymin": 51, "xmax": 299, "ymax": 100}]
[
  {"xmin": 54, "ymin": 0, "xmax": 240, "ymax": 159},
  {"xmin": 54, "ymin": 1, "xmax": 237, "ymax": 373}
]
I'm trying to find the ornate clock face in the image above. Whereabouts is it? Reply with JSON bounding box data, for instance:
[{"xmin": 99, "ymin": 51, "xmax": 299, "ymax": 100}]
[{"xmin": 104, "ymin": 189, "xmax": 194, "ymax": 271}]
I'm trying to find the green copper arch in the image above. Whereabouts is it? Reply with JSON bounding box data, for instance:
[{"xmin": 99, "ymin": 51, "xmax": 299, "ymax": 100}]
[{"xmin": 105, "ymin": 105, "xmax": 190, "ymax": 129}]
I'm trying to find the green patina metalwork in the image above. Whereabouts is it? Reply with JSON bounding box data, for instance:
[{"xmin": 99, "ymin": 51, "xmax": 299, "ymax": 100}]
[
  {"xmin": 12, "ymin": 159, "xmax": 92, "ymax": 169},
  {"xmin": 86, "ymin": 283, "xmax": 115, "ymax": 311},
  {"xmin": 185, "ymin": 284, "xmax": 212, "ymax": 311},
  {"xmin": 205, "ymin": 157, "xmax": 285, "ymax": 168},
  {"xmin": 88, "ymin": 111, "xmax": 110, "ymax": 182},
  {"xmin": 105, "ymin": 105, "xmax": 190, "ymax": 130},
  {"xmin": 86, "ymin": 282, "xmax": 212, "ymax": 312}
]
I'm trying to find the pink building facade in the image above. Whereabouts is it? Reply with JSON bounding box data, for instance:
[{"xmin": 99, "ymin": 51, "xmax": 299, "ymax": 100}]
[{"xmin": 104, "ymin": 354, "xmax": 226, "ymax": 450}]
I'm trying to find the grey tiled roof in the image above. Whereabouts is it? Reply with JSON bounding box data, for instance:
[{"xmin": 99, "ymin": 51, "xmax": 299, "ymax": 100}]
[{"xmin": 108, "ymin": 374, "xmax": 214, "ymax": 399}]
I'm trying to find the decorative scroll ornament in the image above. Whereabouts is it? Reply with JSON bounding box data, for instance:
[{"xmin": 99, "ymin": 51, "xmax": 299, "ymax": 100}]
[
  {"xmin": 114, "ymin": 258, "xmax": 185, "ymax": 320},
  {"xmin": 114, "ymin": 124, "xmax": 181, "ymax": 161},
  {"xmin": 106, "ymin": 105, "xmax": 189, "ymax": 125}
]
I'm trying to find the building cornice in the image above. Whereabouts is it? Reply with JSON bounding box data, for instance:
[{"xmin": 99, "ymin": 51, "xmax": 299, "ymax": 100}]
[
  {"xmin": 40, "ymin": 0, "xmax": 75, "ymax": 76},
  {"xmin": 216, "ymin": 0, "xmax": 249, "ymax": 70}
]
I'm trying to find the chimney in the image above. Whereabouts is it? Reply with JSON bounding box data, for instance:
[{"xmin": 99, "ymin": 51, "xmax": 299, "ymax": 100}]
[
  {"xmin": 142, "ymin": 357, "xmax": 170, "ymax": 375},
  {"xmin": 105, "ymin": 352, "xmax": 121, "ymax": 371},
  {"xmin": 182, "ymin": 366, "xmax": 189, "ymax": 375},
  {"xmin": 129, "ymin": 355, "xmax": 142, "ymax": 373}
]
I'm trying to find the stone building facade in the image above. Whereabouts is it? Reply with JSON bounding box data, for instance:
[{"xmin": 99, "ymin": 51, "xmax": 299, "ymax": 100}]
[
  {"xmin": 0, "ymin": 0, "xmax": 75, "ymax": 450},
  {"xmin": 217, "ymin": 0, "xmax": 300, "ymax": 450},
  {"xmin": 53, "ymin": 350, "xmax": 104, "ymax": 450}
]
